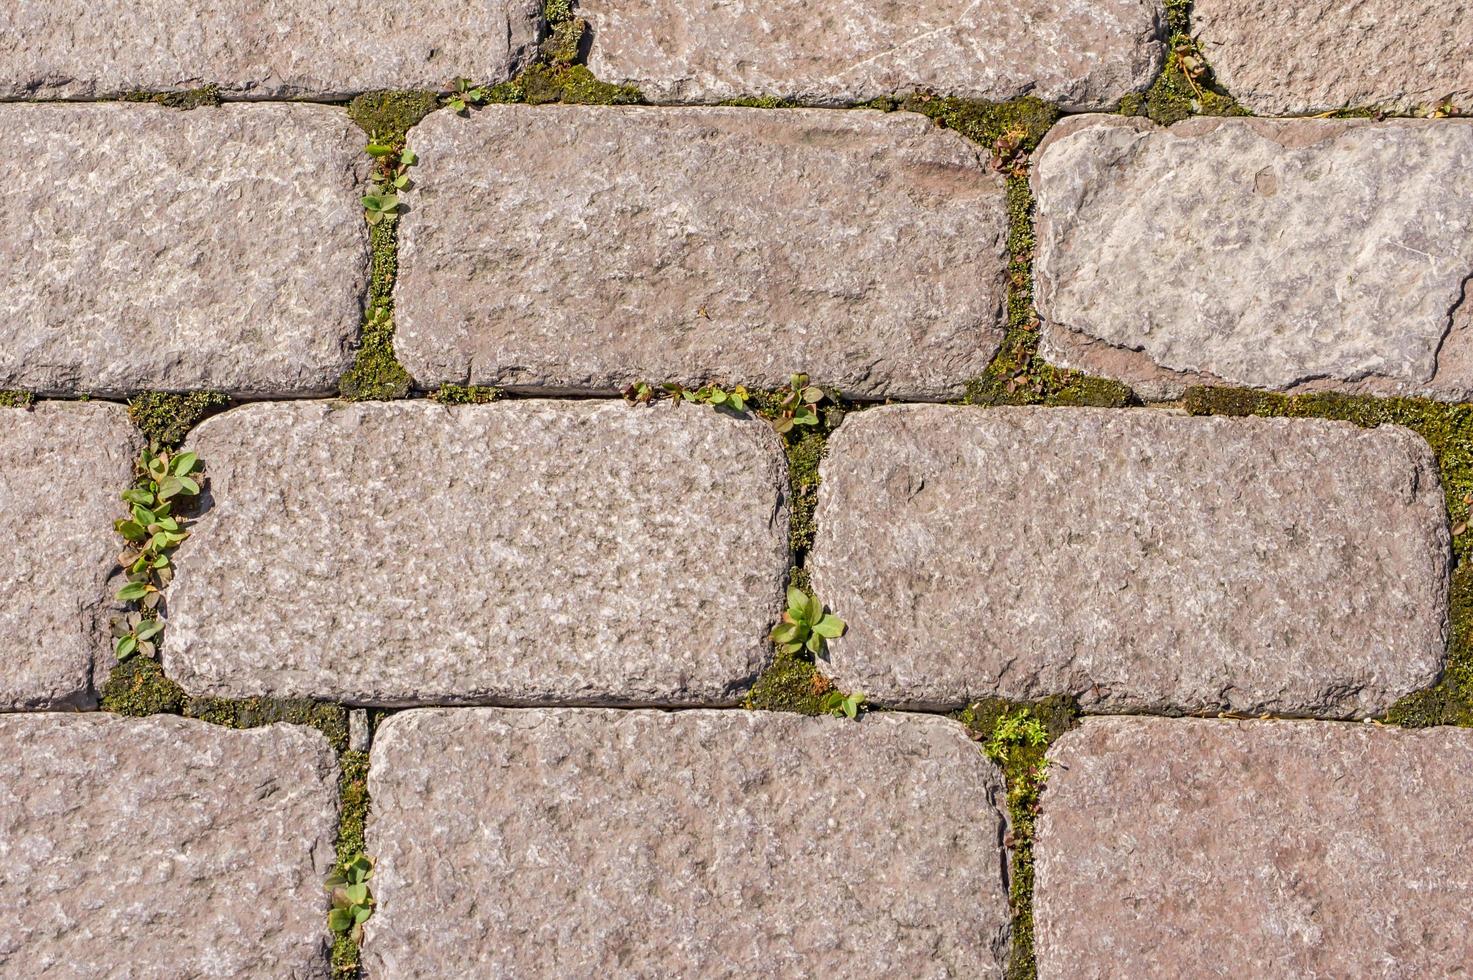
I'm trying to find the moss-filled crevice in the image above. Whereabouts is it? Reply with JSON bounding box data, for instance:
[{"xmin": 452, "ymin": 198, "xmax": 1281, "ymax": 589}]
[
  {"xmin": 120, "ymin": 85, "xmax": 223, "ymax": 110},
  {"xmin": 98, "ymin": 662, "xmax": 351, "ymax": 750},
  {"xmin": 1182, "ymin": 385, "xmax": 1473, "ymax": 726},
  {"xmin": 128, "ymin": 391, "xmax": 230, "ymax": 449},
  {"xmin": 0, "ymin": 390, "xmax": 35, "ymax": 408},
  {"xmin": 871, "ymin": 96, "xmax": 1133, "ymax": 409},
  {"xmin": 339, "ymin": 94, "xmax": 426, "ymax": 401},
  {"xmin": 331, "ymin": 749, "xmax": 372, "ymax": 978},
  {"xmin": 956, "ymin": 696, "xmax": 1079, "ymax": 980},
  {"xmin": 1120, "ymin": 0, "xmax": 1246, "ymax": 125},
  {"xmin": 476, "ymin": 1, "xmax": 643, "ymax": 107},
  {"xmin": 429, "ymin": 384, "xmax": 502, "ymax": 405}
]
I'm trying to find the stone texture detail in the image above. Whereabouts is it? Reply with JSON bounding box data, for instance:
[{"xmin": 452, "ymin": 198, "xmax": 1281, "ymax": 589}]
[
  {"xmin": 809, "ymin": 405, "xmax": 1449, "ymax": 716},
  {"xmin": 1035, "ymin": 717, "xmax": 1473, "ymax": 978},
  {"xmin": 364, "ymin": 708, "xmax": 1009, "ymax": 977},
  {"xmin": 395, "ymin": 105, "xmax": 1007, "ymax": 401},
  {"xmin": 1193, "ymin": 0, "xmax": 1473, "ymax": 115},
  {"xmin": 579, "ymin": 0, "xmax": 1164, "ymax": 109},
  {"xmin": 0, "ymin": 103, "xmax": 368, "ymax": 397},
  {"xmin": 1032, "ymin": 116, "xmax": 1473, "ymax": 401},
  {"xmin": 0, "ymin": 0, "xmax": 541, "ymax": 99},
  {"xmin": 166, "ymin": 401, "xmax": 789, "ymax": 706},
  {"xmin": 0, "ymin": 714, "xmax": 339, "ymax": 977},
  {"xmin": 0, "ymin": 403, "xmax": 141, "ymax": 710}
]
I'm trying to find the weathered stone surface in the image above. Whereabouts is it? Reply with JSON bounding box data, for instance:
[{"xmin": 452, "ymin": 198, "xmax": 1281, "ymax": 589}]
[
  {"xmin": 396, "ymin": 105, "xmax": 1006, "ymax": 400},
  {"xmin": 0, "ymin": 403, "xmax": 141, "ymax": 710},
  {"xmin": 1, "ymin": 103, "xmax": 367, "ymax": 397},
  {"xmin": 809, "ymin": 405, "xmax": 1449, "ymax": 716},
  {"xmin": 1033, "ymin": 116, "xmax": 1473, "ymax": 401},
  {"xmin": 0, "ymin": 714, "xmax": 338, "ymax": 976},
  {"xmin": 167, "ymin": 401, "xmax": 789, "ymax": 705},
  {"xmin": 0, "ymin": 0, "xmax": 540, "ymax": 99},
  {"xmin": 1035, "ymin": 717, "xmax": 1473, "ymax": 978},
  {"xmin": 580, "ymin": 0, "xmax": 1163, "ymax": 108},
  {"xmin": 365, "ymin": 708, "xmax": 1009, "ymax": 976},
  {"xmin": 1194, "ymin": 0, "xmax": 1473, "ymax": 115}
]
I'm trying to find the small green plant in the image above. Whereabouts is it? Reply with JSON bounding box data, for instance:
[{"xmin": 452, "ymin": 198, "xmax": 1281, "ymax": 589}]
[
  {"xmin": 110, "ymin": 447, "xmax": 203, "ymax": 660},
  {"xmin": 621, "ymin": 381, "xmax": 752, "ymax": 413},
  {"xmin": 768, "ymin": 373, "xmax": 827, "ymax": 434},
  {"xmin": 362, "ymin": 139, "xmax": 417, "ymax": 225},
  {"xmin": 0, "ymin": 390, "xmax": 35, "ymax": 409},
  {"xmin": 984, "ymin": 709, "xmax": 1050, "ymax": 765},
  {"xmin": 111, "ymin": 611, "xmax": 166, "ymax": 661},
  {"xmin": 325, "ymin": 855, "xmax": 375, "ymax": 944},
  {"xmin": 819, "ymin": 689, "xmax": 866, "ymax": 720},
  {"xmin": 770, "ymin": 586, "xmax": 846, "ymax": 657},
  {"xmin": 444, "ymin": 77, "xmax": 490, "ymax": 114}
]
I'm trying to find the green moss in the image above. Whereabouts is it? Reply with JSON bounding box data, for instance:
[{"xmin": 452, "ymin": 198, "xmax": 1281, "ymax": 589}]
[
  {"xmin": 329, "ymin": 749, "xmax": 371, "ymax": 978},
  {"xmin": 346, "ymin": 90, "xmax": 438, "ymax": 141},
  {"xmin": 542, "ymin": 16, "xmax": 587, "ymax": 65},
  {"xmin": 183, "ymin": 696, "xmax": 350, "ymax": 752},
  {"xmin": 718, "ymin": 96, "xmax": 799, "ymax": 109},
  {"xmin": 743, "ymin": 648, "xmax": 830, "ymax": 714},
  {"xmin": 121, "ymin": 85, "xmax": 222, "ymax": 110},
  {"xmin": 0, "ymin": 390, "xmax": 35, "ymax": 408},
  {"xmin": 897, "ymin": 94, "xmax": 1059, "ymax": 156},
  {"xmin": 341, "ymin": 221, "xmax": 413, "ymax": 400},
  {"xmin": 751, "ymin": 392, "xmax": 847, "ymax": 565},
  {"xmin": 542, "ymin": 0, "xmax": 573, "ymax": 23},
  {"xmin": 1389, "ymin": 562, "xmax": 1473, "ymax": 727},
  {"xmin": 962, "ymin": 177, "xmax": 1135, "ymax": 408},
  {"xmin": 515, "ymin": 62, "xmax": 643, "ymax": 105},
  {"xmin": 1127, "ymin": 0, "xmax": 1247, "ymax": 125},
  {"xmin": 956, "ymin": 696, "xmax": 1079, "ymax": 980},
  {"xmin": 1182, "ymin": 385, "xmax": 1473, "ymax": 726},
  {"xmin": 98, "ymin": 657, "xmax": 186, "ymax": 716},
  {"xmin": 429, "ymin": 384, "xmax": 502, "ymax": 405},
  {"xmin": 127, "ymin": 391, "xmax": 230, "ymax": 449}
]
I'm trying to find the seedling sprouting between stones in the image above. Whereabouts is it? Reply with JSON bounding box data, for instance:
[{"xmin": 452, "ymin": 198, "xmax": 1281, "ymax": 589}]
[
  {"xmin": 444, "ymin": 77, "xmax": 490, "ymax": 115},
  {"xmin": 770, "ymin": 373, "xmax": 826, "ymax": 434},
  {"xmin": 326, "ymin": 855, "xmax": 375, "ymax": 944},
  {"xmin": 362, "ymin": 139, "xmax": 417, "ymax": 225},
  {"xmin": 820, "ymin": 689, "xmax": 867, "ymax": 720},
  {"xmin": 111, "ymin": 448, "xmax": 203, "ymax": 660},
  {"xmin": 770, "ymin": 586, "xmax": 846, "ymax": 658},
  {"xmin": 622, "ymin": 381, "xmax": 752, "ymax": 413}
]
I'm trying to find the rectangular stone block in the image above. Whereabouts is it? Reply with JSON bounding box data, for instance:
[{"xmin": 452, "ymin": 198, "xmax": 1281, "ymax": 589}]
[
  {"xmin": 579, "ymin": 0, "xmax": 1164, "ymax": 109},
  {"xmin": 809, "ymin": 405, "xmax": 1449, "ymax": 716},
  {"xmin": 1035, "ymin": 717, "xmax": 1473, "ymax": 978},
  {"xmin": 364, "ymin": 708, "xmax": 1010, "ymax": 977},
  {"xmin": 1194, "ymin": 0, "xmax": 1473, "ymax": 115},
  {"xmin": 395, "ymin": 105, "xmax": 1007, "ymax": 401},
  {"xmin": 0, "ymin": 714, "xmax": 339, "ymax": 977},
  {"xmin": 166, "ymin": 401, "xmax": 790, "ymax": 706},
  {"xmin": 0, "ymin": 0, "xmax": 540, "ymax": 99},
  {"xmin": 0, "ymin": 403, "xmax": 141, "ymax": 710},
  {"xmin": 0, "ymin": 103, "xmax": 368, "ymax": 397},
  {"xmin": 1033, "ymin": 116, "xmax": 1473, "ymax": 401}
]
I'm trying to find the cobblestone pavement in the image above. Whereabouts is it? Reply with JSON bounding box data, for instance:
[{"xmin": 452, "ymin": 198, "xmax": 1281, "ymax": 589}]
[{"xmin": 2, "ymin": 1, "xmax": 1471, "ymax": 976}]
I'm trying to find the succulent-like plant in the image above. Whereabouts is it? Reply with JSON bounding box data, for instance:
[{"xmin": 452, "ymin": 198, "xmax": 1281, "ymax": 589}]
[
  {"xmin": 326, "ymin": 855, "xmax": 375, "ymax": 944},
  {"xmin": 770, "ymin": 586, "xmax": 846, "ymax": 657}
]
